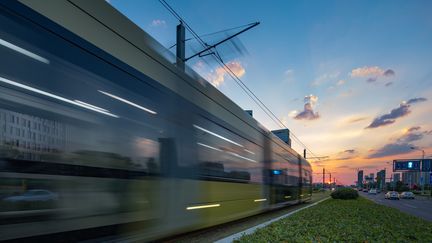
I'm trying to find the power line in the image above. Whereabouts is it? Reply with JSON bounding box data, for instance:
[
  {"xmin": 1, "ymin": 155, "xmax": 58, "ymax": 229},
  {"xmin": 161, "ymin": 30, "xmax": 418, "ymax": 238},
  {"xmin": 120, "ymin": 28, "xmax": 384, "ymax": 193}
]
[{"xmin": 158, "ymin": 0, "xmax": 321, "ymax": 160}]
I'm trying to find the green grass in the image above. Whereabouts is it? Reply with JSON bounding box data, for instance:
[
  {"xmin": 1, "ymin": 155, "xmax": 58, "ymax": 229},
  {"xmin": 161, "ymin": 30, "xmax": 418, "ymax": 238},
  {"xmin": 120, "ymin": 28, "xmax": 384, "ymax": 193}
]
[{"xmin": 236, "ymin": 197, "xmax": 432, "ymax": 242}]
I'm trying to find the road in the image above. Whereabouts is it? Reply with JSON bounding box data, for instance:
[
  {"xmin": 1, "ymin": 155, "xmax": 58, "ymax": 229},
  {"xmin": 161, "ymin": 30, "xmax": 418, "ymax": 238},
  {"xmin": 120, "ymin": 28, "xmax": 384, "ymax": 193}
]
[{"xmin": 361, "ymin": 192, "xmax": 432, "ymax": 222}]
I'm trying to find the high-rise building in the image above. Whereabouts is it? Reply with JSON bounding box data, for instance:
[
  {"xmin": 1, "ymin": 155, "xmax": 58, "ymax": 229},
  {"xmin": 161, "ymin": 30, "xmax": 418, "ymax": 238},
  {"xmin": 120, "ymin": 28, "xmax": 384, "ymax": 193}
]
[
  {"xmin": 393, "ymin": 173, "xmax": 400, "ymax": 182},
  {"xmin": 357, "ymin": 170, "xmax": 364, "ymax": 188},
  {"xmin": 402, "ymin": 172, "xmax": 421, "ymax": 188},
  {"xmin": 377, "ymin": 170, "xmax": 386, "ymax": 189},
  {"xmin": 271, "ymin": 129, "xmax": 291, "ymax": 147}
]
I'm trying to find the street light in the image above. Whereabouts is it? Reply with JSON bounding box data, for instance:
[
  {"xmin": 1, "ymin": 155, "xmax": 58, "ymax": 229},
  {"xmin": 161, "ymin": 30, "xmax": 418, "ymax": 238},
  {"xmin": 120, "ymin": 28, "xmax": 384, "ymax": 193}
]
[
  {"xmin": 411, "ymin": 147, "xmax": 425, "ymax": 194},
  {"xmin": 410, "ymin": 147, "xmax": 425, "ymax": 159}
]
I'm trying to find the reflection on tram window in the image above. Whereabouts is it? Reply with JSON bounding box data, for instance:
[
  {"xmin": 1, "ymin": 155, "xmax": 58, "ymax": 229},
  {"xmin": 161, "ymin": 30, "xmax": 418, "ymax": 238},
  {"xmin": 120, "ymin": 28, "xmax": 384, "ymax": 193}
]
[{"xmin": 194, "ymin": 119, "xmax": 263, "ymax": 183}]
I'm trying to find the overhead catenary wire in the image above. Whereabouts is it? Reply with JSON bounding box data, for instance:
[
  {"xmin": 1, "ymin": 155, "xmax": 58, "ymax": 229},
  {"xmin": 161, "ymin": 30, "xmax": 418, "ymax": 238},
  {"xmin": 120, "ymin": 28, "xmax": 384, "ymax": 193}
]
[
  {"xmin": 159, "ymin": 0, "xmax": 322, "ymax": 161},
  {"xmin": 167, "ymin": 23, "xmax": 256, "ymax": 49}
]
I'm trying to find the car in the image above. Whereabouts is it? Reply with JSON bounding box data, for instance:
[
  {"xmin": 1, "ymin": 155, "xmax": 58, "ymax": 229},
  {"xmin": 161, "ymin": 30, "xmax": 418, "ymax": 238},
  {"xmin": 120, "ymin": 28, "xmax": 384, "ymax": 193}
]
[
  {"xmin": 363, "ymin": 188, "xmax": 369, "ymax": 192},
  {"xmin": 368, "ymin": 189, "xmax": 377, "ymax": 195},
  {"xmin": 400, "ymin": 191, "xmax": 415, "ymax": 199},
  {"xmin": 2, "ymin": 189, "xmax": 58, "ymax": 202},
  {"xmin": 376, "ymin": 189, "xmax": 381, "ymax": 194},
  {"xmin": 385, "ymin": 191, "xmax": 399, "ymax": 200}
]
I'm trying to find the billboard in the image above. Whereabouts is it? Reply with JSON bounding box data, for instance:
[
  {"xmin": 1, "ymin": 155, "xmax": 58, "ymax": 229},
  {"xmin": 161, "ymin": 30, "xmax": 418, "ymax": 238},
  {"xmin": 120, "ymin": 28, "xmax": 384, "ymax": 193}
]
[{"xmin": 393, "ymin": 160, "xmax": 421, "ymax": 171}]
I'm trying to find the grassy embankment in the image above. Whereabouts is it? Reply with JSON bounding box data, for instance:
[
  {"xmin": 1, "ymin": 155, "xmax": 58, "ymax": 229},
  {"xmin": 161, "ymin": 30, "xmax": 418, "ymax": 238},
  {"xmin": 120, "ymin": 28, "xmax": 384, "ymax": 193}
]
[{"xmin": 236, "ymin": 197, "xmax": 432, "ymax": 242}]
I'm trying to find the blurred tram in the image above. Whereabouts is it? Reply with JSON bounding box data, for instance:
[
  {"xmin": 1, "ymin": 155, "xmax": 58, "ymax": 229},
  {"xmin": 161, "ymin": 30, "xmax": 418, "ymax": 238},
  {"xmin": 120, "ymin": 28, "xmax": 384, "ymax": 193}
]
[{"xmin": 0, "ymin": 0, "xmax": 312, "ymax": 241}]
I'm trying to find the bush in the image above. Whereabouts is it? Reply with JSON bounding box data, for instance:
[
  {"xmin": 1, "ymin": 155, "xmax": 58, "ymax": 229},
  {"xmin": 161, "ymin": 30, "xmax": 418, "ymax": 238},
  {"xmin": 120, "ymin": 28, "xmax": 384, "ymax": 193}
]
[{"xmin": 331, "ymin": 188, "xmax": 358, "ymax": 200}]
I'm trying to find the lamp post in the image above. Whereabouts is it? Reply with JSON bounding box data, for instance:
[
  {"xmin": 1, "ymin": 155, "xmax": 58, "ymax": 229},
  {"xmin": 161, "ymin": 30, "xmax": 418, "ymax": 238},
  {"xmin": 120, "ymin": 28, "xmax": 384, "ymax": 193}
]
[{"xmin": 411, "ymin": 147, "xmax": 425, "ymax": 194}]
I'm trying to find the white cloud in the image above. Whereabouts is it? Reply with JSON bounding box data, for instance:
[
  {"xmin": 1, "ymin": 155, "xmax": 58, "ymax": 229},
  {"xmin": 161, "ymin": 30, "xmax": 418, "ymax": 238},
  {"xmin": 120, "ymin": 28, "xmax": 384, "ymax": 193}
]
[
  {"xmin": 150, "ymin": 19, "xmax": 166, "ymax": 27},
  {"xmin": 311, "ymin": 71, "xmax": 340, "ymax": 86},
  {"xmin": 350, "ymin": 66, "xmax": 384, "ymax": 77},
  {"xmin": 294, "ymin": 94, "xmax": 320, "ymax": 120},
  {"xmin": 285, "ymin": 69, "xmax": 294, "ymax": 75},
  {"xmin": 193, "ymin": 60, "xmax": 246, "ymax": 87},
  {"xmin": 336, "ymin": 79, "xmax": 346, "ymax": 86},
  {"xmin": 288, "ymin": 110, "xmax": 298, "ymax": 118}
]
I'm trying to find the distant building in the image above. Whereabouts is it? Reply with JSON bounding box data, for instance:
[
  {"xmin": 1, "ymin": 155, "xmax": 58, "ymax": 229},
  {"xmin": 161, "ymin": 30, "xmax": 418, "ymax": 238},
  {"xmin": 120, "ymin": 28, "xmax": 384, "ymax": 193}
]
[
  {"xmin": 402, "ymin": 172, "xmax": 420, "ymax": 188},
  {"xmin": 376, "ymin": 170, "xmax": 386, "ymax": 190},
  {"xmin": 393, "ymin": 173, "xmax": 400, "ymax": 182},
  {"xmin": 357, "ymin": 170, "xmax": 364, "ymax": 188},
  {"xmin": 271, "ymin": 129, "xmax": 291, "ymax": 147},
  {"xmin": 0, "ymin": 108, "xmax": 66, "ymax": 159},
  {"xmin": 420, "ymin": 171, "xmax": 431, "ymax": 186}
]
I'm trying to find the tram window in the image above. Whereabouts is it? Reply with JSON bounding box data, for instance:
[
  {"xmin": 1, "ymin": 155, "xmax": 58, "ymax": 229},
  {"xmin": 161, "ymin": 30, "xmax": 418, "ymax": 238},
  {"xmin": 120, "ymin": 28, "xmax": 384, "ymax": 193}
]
[
  {"xmin": 193, "ymin": 119, "xmax": 264, "ymax": 183},
  {"xmin": 0, "ymin": 11, "xmax": 172, "ymax": 176}
]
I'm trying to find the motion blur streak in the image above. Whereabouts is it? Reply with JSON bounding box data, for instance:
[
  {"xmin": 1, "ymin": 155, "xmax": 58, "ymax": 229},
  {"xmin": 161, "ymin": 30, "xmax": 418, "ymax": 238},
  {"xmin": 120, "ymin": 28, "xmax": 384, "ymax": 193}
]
[
  {"xmin": 227, "ymin": 151, "xmax": 257, "ymax": 163},
  {"xmin": 197, "ymin": 142, "xmax": 223, "ymax": 152},
  {"xmin": 254, "ymin": 199, "xmax": 267, "ymax": 202},
  {"xmin": 98, "ymin": 90, "xmax": 157, "ymax": 114},
  {"xmin": 193, "ymin": 124, "xmax": 244, "ymax": 147},
  {"xmin": 0, "ymin": 76, "xmax": 119, "ymax": 118},
  {"xmin": 74, "ymin": 100, "xmax": 109, "ymax": 112},
  {"xmin": 0, "ymin": 38, "xmax": 49, "ymax": 64},
  {"xmin": 186, "ymin": 204, "xmax": 221, "ymax": 210},
  {"xmin": 244, "ymin": 149, "xmax": 255, "ymax": 155}
]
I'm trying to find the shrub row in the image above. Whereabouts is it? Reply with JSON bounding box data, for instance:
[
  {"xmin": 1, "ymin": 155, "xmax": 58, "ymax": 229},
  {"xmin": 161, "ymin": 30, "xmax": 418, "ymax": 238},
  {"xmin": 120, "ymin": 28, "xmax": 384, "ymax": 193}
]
[{"xmin": 330, "ymin": 188, "xmax": 358, "ymax": 199}]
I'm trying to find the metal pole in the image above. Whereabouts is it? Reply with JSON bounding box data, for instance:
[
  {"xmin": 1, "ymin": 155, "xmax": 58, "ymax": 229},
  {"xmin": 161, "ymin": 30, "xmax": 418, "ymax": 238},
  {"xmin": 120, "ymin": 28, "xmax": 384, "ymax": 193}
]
[
  {"xmin": 422, "ymin": 150, "xmax": 425, "ymax": 195},
  {"xmin": 176, "ymin": 22, "xmax": 185, "ymax": 70},
  {"xmin": 322, "ymin": 168, "xmax": 325, "ymax": 190}
]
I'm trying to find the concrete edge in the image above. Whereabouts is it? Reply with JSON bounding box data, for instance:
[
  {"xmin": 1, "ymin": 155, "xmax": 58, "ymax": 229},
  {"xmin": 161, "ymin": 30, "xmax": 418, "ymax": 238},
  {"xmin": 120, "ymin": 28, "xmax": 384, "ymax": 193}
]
[{"xmin": 214, "ymin": 197, "xmax": 331, "ymax": 243}]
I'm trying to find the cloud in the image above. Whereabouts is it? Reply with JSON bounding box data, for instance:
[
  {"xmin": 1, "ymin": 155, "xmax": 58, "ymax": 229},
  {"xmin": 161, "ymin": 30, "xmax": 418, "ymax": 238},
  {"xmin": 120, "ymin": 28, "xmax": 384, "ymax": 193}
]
[
  {"xmin": 288, "ymin": 110, "xmax": 298, "ymax": 118},
  {"xmin": 330, "ymin": 149, "xmax": 358, "ymax": 161},
  {"xmin": 311, "ymin": 72, "xmax": 340, "ymax": 86},
  {"xmin": 350, "ymin": 66, "xmax": 395, "ymax": 84},
  {"xmin": 203, "ymin": 61, "xmax": 246, "ymax": 87},
  {"xmin": 348, "ymin": 117, "xmax": 368, "ymax": 123},
  {"xmin": 407, "ymin": 97, "xmax": 427, "ymax": 105},
  {"xmin": 366, "ymin": 77, "xmax": 377, "ymax": 83},
  {"xmin": 285, "ymin": 69, "xmax": 294, "ymax": 75},
  {"xmin": 368, "ymin": 126, "xmax": 431, "ymax": 158},
  {"xmin": 383, "ymin": 69, "xmax": 395, "ymax": 77},
  {"xmin": 350, "ymin": 66, "xmax": 385, "ymax": 77},
  {"xmin": 294, "ymin": 94, "xmax": 320, "ymax": 120},
  {"xmin": 150, "ymin": 19, "xmax": 166, "ymax": 27},
  {"xmin": 368, "ymin": 141, "xmax": 414, "ymax": 159},
  {"xmin": 336, "ymin": 79, "xmax": 346, "ymax": 86},
  {"xmin": 366, "ymin": 98, "xmax": 427, "ymax": 129},
  {"xmin": 408, "ymin": 126, "xmax": 421, "ymax": 132},
  {"xmin": 336, "ymin": 165, "xmax": 351, "ymax": 169}
]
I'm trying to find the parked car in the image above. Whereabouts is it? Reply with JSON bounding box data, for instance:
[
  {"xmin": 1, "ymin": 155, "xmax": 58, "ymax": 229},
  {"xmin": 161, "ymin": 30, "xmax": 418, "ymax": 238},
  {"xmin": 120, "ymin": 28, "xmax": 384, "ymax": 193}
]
[
  {"xmin": 363, "ymin": 188, "xmax": 369, "ymax": 192},
  {"xmin": 376, "ymin": 189, "xmax": 381, "ymax": 194},
  {"xmin": 400, "ymin": 191, "xmax": 415, "ymax": 199},
  {"xmin": 368, "ymin": 189, "xmax": 377, "ymax": 195},
  {"xmin": 385, "ymin": 191, "xmax": 399, "ymax": 200}
]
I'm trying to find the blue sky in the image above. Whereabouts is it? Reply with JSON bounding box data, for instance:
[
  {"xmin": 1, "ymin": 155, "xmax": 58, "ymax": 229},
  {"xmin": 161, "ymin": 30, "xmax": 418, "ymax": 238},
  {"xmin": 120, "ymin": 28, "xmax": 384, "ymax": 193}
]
[{"xmin": 109, "ymin": 0, "xmax": 432, "ymax": 184}]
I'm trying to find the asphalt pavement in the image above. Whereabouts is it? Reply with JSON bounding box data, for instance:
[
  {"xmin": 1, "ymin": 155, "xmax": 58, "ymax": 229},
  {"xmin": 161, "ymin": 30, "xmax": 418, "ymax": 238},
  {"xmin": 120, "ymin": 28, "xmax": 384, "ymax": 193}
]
[{"xmin": 361, "ymin": 192, "xmax": 432, "ymax": 222}]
